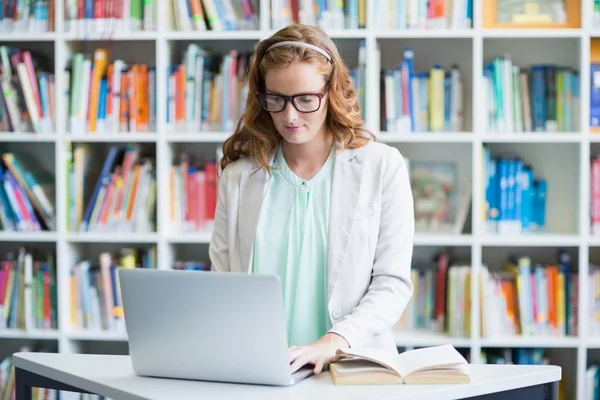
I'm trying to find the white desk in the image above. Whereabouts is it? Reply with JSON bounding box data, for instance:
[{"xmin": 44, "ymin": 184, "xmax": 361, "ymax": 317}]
[{"xmin": 12, "ymin": 352, "xmax": 561, "ymax": 400}]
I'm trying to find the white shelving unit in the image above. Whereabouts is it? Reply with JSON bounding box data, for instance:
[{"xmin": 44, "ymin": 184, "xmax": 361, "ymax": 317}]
[{"xmin": 2, "ymin": 0, "xmax": 600, "ymax": 398}]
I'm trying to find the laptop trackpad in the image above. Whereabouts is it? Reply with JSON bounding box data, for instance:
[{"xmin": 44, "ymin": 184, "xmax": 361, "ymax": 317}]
[{"xmin": 290, "ymin": 365, "xmax": 314, "ymax": 384}]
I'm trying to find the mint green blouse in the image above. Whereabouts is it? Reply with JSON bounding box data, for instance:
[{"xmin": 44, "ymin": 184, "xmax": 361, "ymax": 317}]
[{"xmin": 251, "ymin": 145, "xmax": 335, "ymax": 346}]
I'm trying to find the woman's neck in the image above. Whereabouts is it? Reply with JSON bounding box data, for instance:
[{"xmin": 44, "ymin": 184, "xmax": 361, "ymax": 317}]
[{"xmin": 281, "ymin": 133, "xmax": 333, "ymax": 181}]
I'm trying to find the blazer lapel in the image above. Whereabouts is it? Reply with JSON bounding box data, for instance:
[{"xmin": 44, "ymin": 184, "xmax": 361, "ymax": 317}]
[
  {"xmin": 327, "ymin": 147, "xmax": 365, "ymax": 300},
  {"xmin": 238, "ymin": 162, "xmax": 272, "ymax": 274}
]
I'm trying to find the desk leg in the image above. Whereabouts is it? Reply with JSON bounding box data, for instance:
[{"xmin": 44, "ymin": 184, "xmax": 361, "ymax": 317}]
[
  {"xmin": 14, "ymin": 367, "xmax": 93, "ymax": 400},
  {"xmin": 14, "ymin": 368, "xmax": 32, "ymax": 400},
  {"xmin": 464, "ymin": 381, "xmax": 558, "ymax": 400}
]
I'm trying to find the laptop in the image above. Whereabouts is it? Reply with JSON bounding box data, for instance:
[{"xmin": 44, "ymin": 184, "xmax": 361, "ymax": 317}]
[{"xmin": 117, "ymin": 268, "xmax": 315, "ymax": 386}]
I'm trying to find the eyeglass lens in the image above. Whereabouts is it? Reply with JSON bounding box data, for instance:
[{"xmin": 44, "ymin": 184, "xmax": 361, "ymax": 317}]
[{"xmin": 261, "ymin": 94, "xmax": 320, "ymax": 112}]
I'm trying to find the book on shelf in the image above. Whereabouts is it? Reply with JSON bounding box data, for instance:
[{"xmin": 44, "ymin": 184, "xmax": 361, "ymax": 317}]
[
  {"xmin": 480, "ymin": 251, "xmax": 578, "ymax": 338},
  {"xmin": 65, "ymin": 0, "xmax": 154, "ymax": 34},
  {"xmin": 270, "ymin": 0, "xmax": 365, "ymax": 30},
  {"xmin": 171, "ymin": 0, "xmax": 259, "ymax": 31},
  {"xmin": 329, "ymin": 344, "xmax": 470, "ymax": 385},
  {"xmin": 0, "ymin": 248, "xmax": 58, "ymax": 331},
  {"xmin": 0, "ymin": 1, "xmax": 54, "ymax": 33},
  {"xmin": 0, "ymin": 152, "xmax": 56, "ymax": 232},
  {"xmin": 373, "ymin": 0, "xmax": 472, "ymax": 30},
  {"xmin": 0, "ymin": 46, "xmax": 55, "ymax": 134},
  {"xmin": 396, "ymin": 251, "xmax": 471, "ymax": 338},
  {"xmin": 67, "ymin": 143, "xmax": 156, "ymax": 233},
  {"xmin": 380, "ymin": 49, "xmax": 465, "ymax": 134},
  {"xmin": 590, "ymin": 155, "xmax": 600, "ymax": 235},
  {"xmin": 586, "ymin": 264, "xmax": 600, "ymax": 336},
  {"xmin": 482, "ymin": 57, "xmax": 579, "ymax": 133},
  {"xmin": 66, "ymin": 48, "xmax": 156, "ymax": 135},
  {"xmin": 71, "ymin": 247, "xmax": 156, "ymax": 332},
  {"xmin": 482, "ymin": 147, "xmax": 547, "ymax": 235},
  {"xmin": 168, "ymin": 44, "xmax": 251, "ymax": 133},
  {"xmin": 170, "ymin": 153, "xmax": 218, "ymax": 232}
]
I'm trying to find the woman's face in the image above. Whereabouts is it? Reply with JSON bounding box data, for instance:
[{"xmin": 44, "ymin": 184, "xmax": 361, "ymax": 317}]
[{"xmin": 263, "ymin": 60, "xmax": 328, "ymax": 146}]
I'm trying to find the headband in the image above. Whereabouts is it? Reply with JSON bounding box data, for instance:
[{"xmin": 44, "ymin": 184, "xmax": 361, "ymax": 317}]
[{"xmin": 265, "ymin": 41, "xmax": 332, "ymax": 62}]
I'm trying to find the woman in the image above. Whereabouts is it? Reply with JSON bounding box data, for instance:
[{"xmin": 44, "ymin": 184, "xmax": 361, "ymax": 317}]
[{"xmin": 209, "ymin": 24, "xmax": 414, "ymax": 375}]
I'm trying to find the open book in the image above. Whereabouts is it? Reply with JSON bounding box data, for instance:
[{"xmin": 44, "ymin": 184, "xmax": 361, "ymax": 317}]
[{"xmin": 329, "ymin": 344, "xmax": 470, "ymax": 385}]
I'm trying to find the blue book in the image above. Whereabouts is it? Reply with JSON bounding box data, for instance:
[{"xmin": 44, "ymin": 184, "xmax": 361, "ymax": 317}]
[{"xmin": 591, "ymin": 64, "xmax": 600, "ymax": 127}]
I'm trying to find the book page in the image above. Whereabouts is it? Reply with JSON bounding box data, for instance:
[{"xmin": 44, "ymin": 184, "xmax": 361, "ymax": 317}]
[
  {"xmin": 395, "ymin": 344, "xmax": 468, "ymax": 377},
  {"xmin": 333, "ymin": 347, "xmax": 404, "ymax": 377}
]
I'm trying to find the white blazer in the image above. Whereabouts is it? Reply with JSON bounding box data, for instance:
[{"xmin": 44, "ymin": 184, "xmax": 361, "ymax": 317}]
[{"xmin": 209, "ymin": 140, "xmax": 415, "ymax": 354}]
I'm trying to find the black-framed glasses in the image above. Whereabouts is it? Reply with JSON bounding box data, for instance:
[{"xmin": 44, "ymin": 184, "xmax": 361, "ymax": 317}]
[{"xmin": 256, "ymin": 89, "xmax": 326, "ymax": 113}]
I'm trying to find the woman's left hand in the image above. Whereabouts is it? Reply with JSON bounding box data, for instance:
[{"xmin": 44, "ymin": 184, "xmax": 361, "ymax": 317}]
[{"xmin": 289, "ymin": 333, "xmax": 350, "ymax": 374}]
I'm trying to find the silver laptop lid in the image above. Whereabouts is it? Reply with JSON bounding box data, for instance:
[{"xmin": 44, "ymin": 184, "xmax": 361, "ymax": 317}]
[{"xmin": 118, "ymin": 269, "xmax": 294, "ymax": 386}]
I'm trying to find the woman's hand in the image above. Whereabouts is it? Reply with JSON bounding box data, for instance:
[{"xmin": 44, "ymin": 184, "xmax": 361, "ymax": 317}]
[{"xmin": 289, "ymin": 333, "xmax": 350, "ymax": 374}]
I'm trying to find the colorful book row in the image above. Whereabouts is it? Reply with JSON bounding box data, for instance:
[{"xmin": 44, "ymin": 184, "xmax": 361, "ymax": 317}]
[
  {"xmin": 169, "ymin": 154, "xmax": 218, "ymax": 233},
  {"xmin": 70, "ymin": 247, "xmax": 155, "ymax": 332},
  {"xmin": 171, "ymin": 0, "xmax": 259, "ymax": 31},
  {"xmin": 483, "ymin": 147, "xmax": 547, "ymax": 235},
  {"xmin": 271, "ymin": 0, "xmax": 363, "ymax": 30},
  {"xmin": 66, "ymin": 49, "xmax": 157, "ymax": 135},
  {"xmin": 167, "ymin": 43, "xmax": 365, "ymax": 133},
  {"xmin": 396, "ymin": 252, "xmax": 472, "ymax": 337},
  {"xmin": 0, "ymin": 248, "xmax": 58, "ymax": 332},
  {"xmin": 64, "ymin": 0, "xmax": 154, "ymax": 34},
  {"xmin": 373, "ymin": 0, "xmax": 472, "ymax": 30},
  {"xmin": 0, "ymin": 46, "xmax": 55, "ymax": 134},
  {"xmin": 482, "ymin": 58, "xmax": 580, "ymax": 133},
  {"xmin": 0, "ymin": 0, "xmax": 54, "ymax": 33},
  {"xmin": 0, "ymin": 152, "xmax": 55, "ymax": 233},
  {"xmin": 380, "ymin": 49, "xmax": 464, "ymax": 133},
  {"xmin": 481, "ymin": 252, "xmax": 578, "ymax": 339},
  {"xmin": 67, "ymin": 143, "xmax": 157, "ymax": 233}
]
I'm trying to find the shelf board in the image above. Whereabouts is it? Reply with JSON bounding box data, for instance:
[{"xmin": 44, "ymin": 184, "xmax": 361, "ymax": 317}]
[
  {"xmin": 480, "ymin": 335, "xmax": 579, "ymax": 348},
  {"xmin": 414, "ymin": 233, "xmax": 473, "ymax": 246},
  {"xmin": 164, "ymin": 30, "xmax": 265, "ymax": 40},
  {"xmin": 67, "ymin": 331, "xmax": 128, "ymax": 341},
  {"xmin": 587, "ymin": 133, "xmax": 600, "ymax": 142},
  {"xmin": 481, "ymin": 28, "xmax": 583, "ymax": 38},
  {"xmin": 168, "ymin": 231, "xmax": 213, "ymax": 243},
  {"xmin": 66, "ymin": 133, "xmax": 158, "ymax": 142},
  {"xmin": 586, "ymin": 236, "xmax": 600, "ymax": 246},
  {"xmin": 374, "ymin": 29, "xmax": 474, "ymax": 39},
  {"xmin": 63, "ymin": 30, "xmax": 158, "ymax": 41},
  {"xmin": 0, "ymin": 133, "xmax": 57, "ymax": 142},
  {"xmin": 585, "ymin": 338, "xmax": 600, "ymax": 348},
  {"xmin": 377, "ymin": 132, "xmax": 473, "ymax": 143},
  {"xmin": 166, "ymin": 132, "xmax": 231, "ymax": 142},
  {"xmin": 0, "ymin": 329, "xmax": 60, "ymax": 340},
  {"xmin": 482, "ymin": 133, "xmax": 583, "ymax": 143},
  {"xmin": 480, "ymin": 233, "xmax": 580, "ymax": 247},
  {"xmin": 0, "ymin": 33, "xmax": 57, "ymax": 41},
  {"xmin": 65, "ymin": 232, "xmax": 158, "ymax": 243},
  {"xmin": 0, "ymin": 231, "xmax": 58, "ymax": 242},
  {"xmin": 393, "ymin": 328, "xmax": 471, "ymax": 347}
]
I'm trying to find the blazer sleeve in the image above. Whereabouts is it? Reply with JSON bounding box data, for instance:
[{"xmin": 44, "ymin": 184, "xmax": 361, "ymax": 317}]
[
  {"xmin": 209, "ymin": 165, "xmax": 231, "ymax": 273},
  {"xmin": 328, "ymin": 146, "xmax": 415, "ymax": 349}
]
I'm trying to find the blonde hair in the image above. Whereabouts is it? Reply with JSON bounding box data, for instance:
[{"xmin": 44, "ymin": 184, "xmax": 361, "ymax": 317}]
[{"xmin": 219, "ymin": 24, "xmax": 374, "ymax": 174}]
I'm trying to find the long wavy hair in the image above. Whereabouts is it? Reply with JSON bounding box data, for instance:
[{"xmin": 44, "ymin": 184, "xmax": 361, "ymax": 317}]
[{"xmin": 219, "ymin": 24, "xmax": 374, "ymax": 174}]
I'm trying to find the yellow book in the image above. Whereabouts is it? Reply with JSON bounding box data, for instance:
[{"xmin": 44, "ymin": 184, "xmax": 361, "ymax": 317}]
[
  {"xmin": 329, "ymin": 344, "xmax": 470, "ymax": 385},
  {"xmin": 88, "ymin": 49, "xmax": 109, "ymax": 133},
  {"xmin": 429, "ymin": 65, "xmax": 445, "ymax": 131}
]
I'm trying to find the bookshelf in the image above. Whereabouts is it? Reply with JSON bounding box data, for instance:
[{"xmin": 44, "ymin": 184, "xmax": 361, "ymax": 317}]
[{"xmin": 1, "ymin": 0, "xmax": 600, "ymax": 399}]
